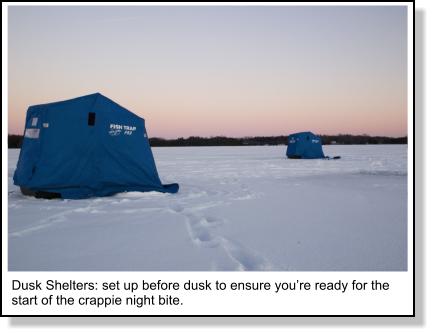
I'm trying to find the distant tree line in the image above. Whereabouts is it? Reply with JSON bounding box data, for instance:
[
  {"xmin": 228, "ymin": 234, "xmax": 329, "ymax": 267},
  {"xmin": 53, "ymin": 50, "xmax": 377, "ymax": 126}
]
[
  {"xmin": 319, "ymin": 134, "xmax": 407, "ymax": 145},
  {"xmin": 148, "ymin": 136, "xmax": 290, "ymax": 146},
  {"xmin": 8, "ymin": 134, "xmax": 407, "ymax": 149},
  {"xmin": 8, "ymin": 135, "xmax": 23, "ymax": 148},
  {"xmin": 150, "ymin": 135, "xmax": 407, "ymax": 146}
]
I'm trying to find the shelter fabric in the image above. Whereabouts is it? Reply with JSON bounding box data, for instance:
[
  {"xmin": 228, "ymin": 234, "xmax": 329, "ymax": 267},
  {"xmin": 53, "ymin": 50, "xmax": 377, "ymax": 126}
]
[
  {"xmin": 286, "ymin": 132, "xmax": 325, "ymax": 159},
  {"xmin": 14, "ymin": 93, "xmax": 179, "ymax": 199}
]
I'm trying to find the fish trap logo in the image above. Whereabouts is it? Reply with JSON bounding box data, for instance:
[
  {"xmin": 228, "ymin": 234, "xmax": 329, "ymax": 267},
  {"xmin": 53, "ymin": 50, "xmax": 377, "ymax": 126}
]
[{"xmin": 109, "ymin": 123, "xmax": 137, "ymax": 136}]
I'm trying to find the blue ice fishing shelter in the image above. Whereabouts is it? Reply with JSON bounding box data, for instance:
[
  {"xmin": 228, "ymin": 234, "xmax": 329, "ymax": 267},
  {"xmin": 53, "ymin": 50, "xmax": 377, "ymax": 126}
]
[
  {"xmin": 286, "ymin": 131, "xmax": 325, "ymax": 159},
  {"xmin": 13, "ymin": 93, "xmax": 179, "ymax": 199}
]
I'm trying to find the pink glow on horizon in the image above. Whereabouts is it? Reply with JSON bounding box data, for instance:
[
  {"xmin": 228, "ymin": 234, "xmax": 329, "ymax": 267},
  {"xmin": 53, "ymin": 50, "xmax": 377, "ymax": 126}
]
[
  {"xmin": 8, "ymin": 6, "xmax": 408, "ymax": 138},
  {"xmin": 8, "ymin": 86, "xmax": 407, "ymax": 138}
]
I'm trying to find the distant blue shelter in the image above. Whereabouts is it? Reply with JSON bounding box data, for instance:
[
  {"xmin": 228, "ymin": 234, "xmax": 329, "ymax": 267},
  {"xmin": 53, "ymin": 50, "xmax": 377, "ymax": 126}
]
[
  {"xmin": 286, "ymin": 131, "xmax": 325, "ymax": 159},
  {"xmin": 13, "ymin": 93, "xmax": 179, "ymax": 199}
]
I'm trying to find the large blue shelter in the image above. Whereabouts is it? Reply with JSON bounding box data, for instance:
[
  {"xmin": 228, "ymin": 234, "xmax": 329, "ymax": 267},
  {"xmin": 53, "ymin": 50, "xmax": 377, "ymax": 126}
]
[
  {"xmin": 286, "ymin": 131, "xmax": 325, "ymax": 159},
  {"xmin": 13, "ymin": 93, "xmax": 179, "ymax": 199}
]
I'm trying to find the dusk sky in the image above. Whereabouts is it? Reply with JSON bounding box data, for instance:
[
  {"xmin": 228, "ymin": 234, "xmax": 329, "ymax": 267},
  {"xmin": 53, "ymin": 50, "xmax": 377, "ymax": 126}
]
[{"xmin": 8, "ymin": 5, "xmax": 407, "ymax": 138}]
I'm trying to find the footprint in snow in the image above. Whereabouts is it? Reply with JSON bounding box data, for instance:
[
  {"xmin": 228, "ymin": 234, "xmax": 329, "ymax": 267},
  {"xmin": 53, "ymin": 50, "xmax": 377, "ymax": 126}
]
[
  {"xmin": 200, "ymin": 216, "xmax": 224, "ymax": 227},
  {"xmin": 170, "ymin": 204, "xmax": 184, "ymax": 213},
  {"xmin": 184, "ymin": 214, "xmax": 223, "ymax": 248},
  {"xmin": 219, "ymin": 238, "xmax": 273, "ymax": 271},
  {"xmin": 169, "ymin": 202, "xmax": 273, "ymax": 270}
]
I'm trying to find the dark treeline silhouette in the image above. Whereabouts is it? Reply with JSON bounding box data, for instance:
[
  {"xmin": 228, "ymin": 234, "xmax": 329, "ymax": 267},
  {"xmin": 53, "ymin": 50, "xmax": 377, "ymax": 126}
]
[
  {"xmin": 149, "ymin": 136, "xmax": 290, "ymax": 147},
  {"xmin": 8, "ymin": 135, "xmax": 23, "ymax": 148},
  {"xmin": 8, "ymin": 134, "xmax": 407, "ymax": 148},
  {"xmin": 148, "ymin": 134, "xmax": 407, "ymax": 146},
  {"xmin": 319, "ymin": 134, "xmax": 407, "ymax": 145}
]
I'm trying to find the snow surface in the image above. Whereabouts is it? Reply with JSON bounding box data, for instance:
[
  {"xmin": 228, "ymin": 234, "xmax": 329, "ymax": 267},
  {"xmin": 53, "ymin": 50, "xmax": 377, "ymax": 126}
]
[{"xmin": 8, "ymin": 145, "xmax": 407, "ymax": 271}]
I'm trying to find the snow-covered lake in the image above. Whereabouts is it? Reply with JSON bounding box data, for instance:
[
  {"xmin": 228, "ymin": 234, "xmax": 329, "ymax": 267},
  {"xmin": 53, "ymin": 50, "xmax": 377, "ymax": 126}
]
[{"xmin": 8, "ymin": 145, "xmax": 407, "ymax": 271}]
